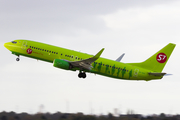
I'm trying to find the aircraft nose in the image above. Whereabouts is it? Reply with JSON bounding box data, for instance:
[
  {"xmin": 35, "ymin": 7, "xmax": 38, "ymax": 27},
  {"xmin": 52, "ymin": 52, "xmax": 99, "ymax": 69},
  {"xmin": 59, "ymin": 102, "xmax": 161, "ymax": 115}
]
[
  {"xmin": 4, "ymin": 42, "xmax": 10, "ymax": 49},
  {"xmin": 4, "ymin": 42, "xmax": 8, "ymax": 48}
]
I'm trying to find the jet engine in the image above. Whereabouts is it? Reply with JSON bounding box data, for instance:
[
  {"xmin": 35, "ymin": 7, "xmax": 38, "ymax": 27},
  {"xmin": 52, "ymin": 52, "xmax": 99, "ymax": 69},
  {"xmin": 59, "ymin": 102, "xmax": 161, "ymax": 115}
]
[{"xmin": 53, "ymin": 59, "xmax": 71, "ymax": 70}]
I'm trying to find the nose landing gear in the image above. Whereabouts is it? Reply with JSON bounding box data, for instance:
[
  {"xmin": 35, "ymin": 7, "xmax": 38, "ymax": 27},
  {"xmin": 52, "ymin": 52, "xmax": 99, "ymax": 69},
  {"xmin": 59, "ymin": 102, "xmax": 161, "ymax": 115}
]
[
  {"xmin": 78, "ymin": 71, "xmax": 86, "ymax": 78},
  {"xmin": 16, "ymin": 57, "xmax": 20, "ymax": 61}
]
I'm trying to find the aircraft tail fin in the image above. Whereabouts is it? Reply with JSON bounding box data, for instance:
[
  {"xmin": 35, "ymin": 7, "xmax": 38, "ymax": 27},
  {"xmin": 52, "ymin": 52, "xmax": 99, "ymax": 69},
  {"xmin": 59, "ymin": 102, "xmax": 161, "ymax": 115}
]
[{"xmin": 128, "ymin": 43, "xmax": 176, "ymax": 72}]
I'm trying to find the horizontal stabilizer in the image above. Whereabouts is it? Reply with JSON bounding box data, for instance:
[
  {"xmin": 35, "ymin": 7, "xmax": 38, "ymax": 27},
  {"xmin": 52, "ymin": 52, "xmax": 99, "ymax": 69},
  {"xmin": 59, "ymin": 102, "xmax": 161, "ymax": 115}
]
[
  {"xmin": 148, "ymin": 72, "xmax": 166, "ymax": 76},
  {"xmin": 164, "ymin": 74, "xmax": 173, "ymax": 76}
]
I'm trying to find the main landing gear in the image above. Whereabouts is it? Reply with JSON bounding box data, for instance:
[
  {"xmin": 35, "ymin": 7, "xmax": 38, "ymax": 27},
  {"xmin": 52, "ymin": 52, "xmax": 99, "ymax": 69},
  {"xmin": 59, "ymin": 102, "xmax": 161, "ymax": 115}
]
[{"xmin": 78, "ymin": 71, "xmax": 86, "ymax": 78}]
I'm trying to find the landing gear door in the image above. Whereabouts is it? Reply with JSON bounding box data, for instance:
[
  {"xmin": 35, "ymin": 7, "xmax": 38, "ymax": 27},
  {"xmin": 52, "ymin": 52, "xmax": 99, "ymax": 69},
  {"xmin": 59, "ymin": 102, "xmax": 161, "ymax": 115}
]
[{"xmin": 21, "ymin": 41, "xmax": 27, "ymax": 50}]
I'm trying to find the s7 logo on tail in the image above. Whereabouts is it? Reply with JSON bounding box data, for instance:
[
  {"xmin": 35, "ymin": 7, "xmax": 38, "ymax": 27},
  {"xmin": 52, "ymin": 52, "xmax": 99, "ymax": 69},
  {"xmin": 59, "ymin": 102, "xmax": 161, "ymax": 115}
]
[{"xmin": 156, "ymin": 53, "xmax": 167, "ymax": 63}]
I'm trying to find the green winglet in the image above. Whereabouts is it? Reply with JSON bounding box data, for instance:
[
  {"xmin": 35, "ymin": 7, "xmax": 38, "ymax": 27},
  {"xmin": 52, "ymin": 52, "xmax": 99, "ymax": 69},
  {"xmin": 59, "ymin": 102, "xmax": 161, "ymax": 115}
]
[{"xmin": 92, "ymin": 48, "xmax": 104, "ymax": 60}]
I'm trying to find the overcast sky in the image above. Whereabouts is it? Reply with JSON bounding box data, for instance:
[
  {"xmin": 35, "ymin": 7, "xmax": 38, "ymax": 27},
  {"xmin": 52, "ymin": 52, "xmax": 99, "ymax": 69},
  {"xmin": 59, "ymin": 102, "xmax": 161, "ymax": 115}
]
[{"xmin": 1, "ymin": 0, "xmax": 180, "ymax": 115}]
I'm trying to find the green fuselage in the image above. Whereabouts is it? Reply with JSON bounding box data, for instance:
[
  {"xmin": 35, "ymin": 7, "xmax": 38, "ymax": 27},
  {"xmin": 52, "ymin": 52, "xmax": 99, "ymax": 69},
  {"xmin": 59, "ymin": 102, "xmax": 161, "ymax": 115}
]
[{"xmin": 4, "ymin": 40, "xmax": 164, "ymax": 80}]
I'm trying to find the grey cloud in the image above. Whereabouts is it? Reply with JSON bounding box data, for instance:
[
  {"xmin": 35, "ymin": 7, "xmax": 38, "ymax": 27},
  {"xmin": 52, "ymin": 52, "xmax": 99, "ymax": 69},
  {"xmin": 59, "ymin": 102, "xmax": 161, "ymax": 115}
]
[
  {"xmin": 0, "ymin": 0, "xmax": 177, "ymax": 39},
  {"xmin": 1, "ymin": 0, "xmax": 177, "ymax": 15}
]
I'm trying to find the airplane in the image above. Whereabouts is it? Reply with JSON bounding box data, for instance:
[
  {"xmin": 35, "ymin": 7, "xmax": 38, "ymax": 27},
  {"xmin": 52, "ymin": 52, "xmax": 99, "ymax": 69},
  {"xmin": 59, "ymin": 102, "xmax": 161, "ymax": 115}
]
[{"xmin": 4, "ymin": 40, "xmax": 176, "ymax": 81}]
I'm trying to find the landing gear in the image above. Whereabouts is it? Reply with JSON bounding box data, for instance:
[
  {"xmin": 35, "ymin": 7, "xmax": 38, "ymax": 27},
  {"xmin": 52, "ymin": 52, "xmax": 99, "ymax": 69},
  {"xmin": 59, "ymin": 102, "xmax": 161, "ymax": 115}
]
[
  {"xmin": 78, "ymin": 71, "xmax": 86, "ymax": 78},
  {"xmin": 16, "ymin": 57, "xmax": 20, "ymax": 61}
]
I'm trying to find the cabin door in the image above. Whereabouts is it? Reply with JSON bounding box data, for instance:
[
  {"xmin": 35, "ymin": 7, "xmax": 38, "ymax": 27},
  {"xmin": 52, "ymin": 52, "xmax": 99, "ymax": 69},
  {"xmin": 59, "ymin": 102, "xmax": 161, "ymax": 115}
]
[{"xmin": 21, "ymin": 41, "xmax": 27, "ymax": 50}]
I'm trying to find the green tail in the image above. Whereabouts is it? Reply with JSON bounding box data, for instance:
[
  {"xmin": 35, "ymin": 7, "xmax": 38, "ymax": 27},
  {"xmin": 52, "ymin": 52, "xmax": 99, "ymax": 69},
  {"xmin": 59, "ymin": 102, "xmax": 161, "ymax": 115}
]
[{"xmin": 128, "ymin": 43, "xmax": 176, "ymax": 72}]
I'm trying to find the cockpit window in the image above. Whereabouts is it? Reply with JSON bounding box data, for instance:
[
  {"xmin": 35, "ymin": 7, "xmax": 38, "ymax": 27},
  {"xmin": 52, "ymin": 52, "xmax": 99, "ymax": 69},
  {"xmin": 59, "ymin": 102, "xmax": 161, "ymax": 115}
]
[{"xmin": 11, "ymin": 41, "xmax": 17, "ymax": 44}]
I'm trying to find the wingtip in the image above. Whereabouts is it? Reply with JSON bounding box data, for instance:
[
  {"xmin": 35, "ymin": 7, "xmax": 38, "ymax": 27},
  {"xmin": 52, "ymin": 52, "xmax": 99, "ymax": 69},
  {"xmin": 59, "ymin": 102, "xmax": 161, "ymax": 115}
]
[
  {"xmin": 169, "ymin": 43, "xmax": 176, "ymax": 46},
  {"xmin": 100, "ymin": 48, "xmax": 105, "ymax": 52}
]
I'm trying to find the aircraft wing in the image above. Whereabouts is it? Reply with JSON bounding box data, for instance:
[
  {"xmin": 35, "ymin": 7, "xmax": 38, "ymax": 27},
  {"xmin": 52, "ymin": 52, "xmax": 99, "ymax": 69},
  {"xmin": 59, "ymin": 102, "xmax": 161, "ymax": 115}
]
[
  {"xmin": 116, "ymin": 53, "xmax": 125, "ymax": 62},
  {"xmin": 70, "ymin": 48, "xmax": 104, "ymax": 70}
]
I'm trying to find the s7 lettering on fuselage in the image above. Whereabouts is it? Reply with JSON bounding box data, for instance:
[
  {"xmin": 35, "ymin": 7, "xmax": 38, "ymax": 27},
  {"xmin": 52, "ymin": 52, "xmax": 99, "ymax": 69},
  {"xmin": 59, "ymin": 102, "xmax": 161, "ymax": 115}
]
[{"xmin": 4, "ymin": 40, "xmax": 176, "ymax": 81}]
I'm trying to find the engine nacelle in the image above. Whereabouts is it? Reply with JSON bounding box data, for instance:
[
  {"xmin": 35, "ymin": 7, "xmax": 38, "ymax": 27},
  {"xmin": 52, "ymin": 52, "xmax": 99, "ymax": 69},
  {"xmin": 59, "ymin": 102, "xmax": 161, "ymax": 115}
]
[{"xmin": 53, "ymin": 59, "xmax": 70, "ymax": 70}]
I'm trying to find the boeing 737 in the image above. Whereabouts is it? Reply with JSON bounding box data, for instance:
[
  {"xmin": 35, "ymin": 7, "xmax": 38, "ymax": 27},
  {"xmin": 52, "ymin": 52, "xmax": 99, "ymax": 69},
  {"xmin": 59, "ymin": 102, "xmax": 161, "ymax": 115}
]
[{"xmin": 4, "ymin": 40, "xmax": 176, "ymax": 81}]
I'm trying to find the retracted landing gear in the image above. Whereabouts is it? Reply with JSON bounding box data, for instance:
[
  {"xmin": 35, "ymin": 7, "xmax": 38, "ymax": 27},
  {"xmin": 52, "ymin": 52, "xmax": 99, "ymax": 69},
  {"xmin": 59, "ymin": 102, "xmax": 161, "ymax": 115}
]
[{"xmin": 78, "ymin": 71, "xmax": 86, "ymax": 78}]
